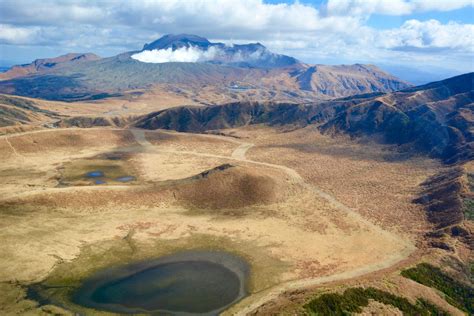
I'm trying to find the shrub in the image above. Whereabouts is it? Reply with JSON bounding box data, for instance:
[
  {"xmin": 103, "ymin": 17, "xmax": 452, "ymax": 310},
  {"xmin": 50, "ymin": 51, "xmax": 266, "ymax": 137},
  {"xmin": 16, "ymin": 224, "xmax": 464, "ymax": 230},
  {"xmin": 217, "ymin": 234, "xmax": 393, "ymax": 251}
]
[
  {"xmin": 305, "ymin": 287, "xmax": 448, "ymax": 316},
  {"xmin": 401, "ymin": 263, "xmax": 474, "ymax": 313}
]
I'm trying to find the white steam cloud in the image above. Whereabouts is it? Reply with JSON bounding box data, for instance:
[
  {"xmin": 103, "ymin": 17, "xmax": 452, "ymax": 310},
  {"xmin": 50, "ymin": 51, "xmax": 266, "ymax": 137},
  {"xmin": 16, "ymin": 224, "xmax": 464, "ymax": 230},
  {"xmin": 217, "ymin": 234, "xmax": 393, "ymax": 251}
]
[
  {"xmin": 131, "ymin": 46, "xmax": 219, "ymax": 63},
  {"xmin": 131, "ymin": 45, "xmax": 268, "ymax": 64}
]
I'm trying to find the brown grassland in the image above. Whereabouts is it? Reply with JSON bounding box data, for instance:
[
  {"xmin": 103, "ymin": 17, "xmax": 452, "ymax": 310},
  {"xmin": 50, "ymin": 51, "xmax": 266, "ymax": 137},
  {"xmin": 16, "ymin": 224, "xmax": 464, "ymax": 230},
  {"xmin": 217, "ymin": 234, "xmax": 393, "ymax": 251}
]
[{"xmin": 0, "ymin": 118, "xmax": 468, "ymax": 315}]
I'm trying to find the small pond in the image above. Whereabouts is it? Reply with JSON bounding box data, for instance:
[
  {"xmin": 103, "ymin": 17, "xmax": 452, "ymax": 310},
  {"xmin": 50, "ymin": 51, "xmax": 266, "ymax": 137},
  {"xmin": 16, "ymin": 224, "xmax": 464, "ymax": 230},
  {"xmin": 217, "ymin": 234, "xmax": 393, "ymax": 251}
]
[
  {"xmin": 83, "ymin": 170, "xmax": 135, "ymax": 185},
  {"xmin": 115, "ymin": 176, "xmax": 136, "ymax": 182},
  {"xmin": 72, "ymin": 250, "xmax": 249, "ymax": 315},
  {"xmin": 86, "ymin": 171, "xmax": 104, "ymax": 178}
]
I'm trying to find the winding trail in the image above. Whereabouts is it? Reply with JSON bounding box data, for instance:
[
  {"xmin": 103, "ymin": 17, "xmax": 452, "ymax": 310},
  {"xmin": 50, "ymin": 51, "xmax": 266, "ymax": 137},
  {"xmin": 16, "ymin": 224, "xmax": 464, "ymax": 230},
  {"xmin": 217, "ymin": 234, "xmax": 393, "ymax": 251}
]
[
  {"xmin": 130, "ymin": 128, "xmax": 415, "ymax": 315},
  {"xmin": 231, "ymin": 142, "xmax": 254, "ymax": 160},
  {"xmin": 1, "ymin": 127, "xmax": 415, "ymax": 314},
  {"xmin": 3, "ymin": 136, "xmax": 24, "ymax": 160},
  {"xmin": 130, "ymin": 129, "xmax": 302, "ymax": 182}
]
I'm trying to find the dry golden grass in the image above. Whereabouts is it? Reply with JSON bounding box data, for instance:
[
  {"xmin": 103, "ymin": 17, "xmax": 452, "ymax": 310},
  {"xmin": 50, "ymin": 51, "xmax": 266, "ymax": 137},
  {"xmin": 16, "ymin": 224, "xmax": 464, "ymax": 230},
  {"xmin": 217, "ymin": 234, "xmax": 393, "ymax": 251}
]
[
  {"xmin": 145, "ymin": 130, "xmax": 238, "ymax": 156},
  {"xmin": 173, "ymin": 165, "xmax": 285, "ymax": 210},
  {"xmin": 1, "ymin": 128, "xmax": 136, "ymax": 156},
  {"xmin": 0, "ymin": 126, "xmax": 437, "ymax": 314},
  {"xmin": 29, "ymin": 89, "xmax": 198, "ymax": 117},
  {"xmin": 232, "ymin": 125, "xmax": 441, "ymax": 235},
  {"xmin": 0, "ymin": 128, "xmax": 138, "ymax": 199}
]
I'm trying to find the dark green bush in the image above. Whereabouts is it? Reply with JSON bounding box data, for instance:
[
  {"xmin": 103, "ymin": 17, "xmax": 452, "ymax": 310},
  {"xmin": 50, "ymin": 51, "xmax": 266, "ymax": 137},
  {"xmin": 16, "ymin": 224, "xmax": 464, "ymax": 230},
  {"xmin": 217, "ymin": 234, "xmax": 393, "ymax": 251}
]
[
  {"xmin": 401, "ymin": 263, "xmax": 474, "ymax": 313},
  {"xmin": 464, "ymin": 198, "xmax": 474, "ymax": 221},
  {"xmin": 305, "ymin": 287, "xmax": 448, "ymax": 316}
]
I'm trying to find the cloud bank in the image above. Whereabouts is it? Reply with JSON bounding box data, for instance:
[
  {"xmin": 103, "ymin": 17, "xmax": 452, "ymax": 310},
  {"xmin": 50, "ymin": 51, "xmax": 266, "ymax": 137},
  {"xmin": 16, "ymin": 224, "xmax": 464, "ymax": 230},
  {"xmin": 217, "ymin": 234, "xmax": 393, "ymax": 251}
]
[
  {"xmin": 132, "ymin": 46, "xmax": 219, "ymax": 63},
  {"xmin": 0, "ymin": 0, "xmax": 472, "ymax": 73},
  {"xmin": 131, "ymin": 44, "xmax": 269, "ymax": 64},
  {"xmin": 328, "ymin": 0, "xmax": 474, "ymax": 16},
  {"xmin": 380, "ymin": 20, "xmax": 474, "ymax": 52}
]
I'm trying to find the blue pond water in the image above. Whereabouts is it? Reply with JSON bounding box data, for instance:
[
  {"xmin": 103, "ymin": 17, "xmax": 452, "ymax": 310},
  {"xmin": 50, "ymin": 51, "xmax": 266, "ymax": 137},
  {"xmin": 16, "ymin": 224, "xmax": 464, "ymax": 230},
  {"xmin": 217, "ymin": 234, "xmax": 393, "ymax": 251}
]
[
  {"xmin": 72, "ymin": 251, "xmax": 249, "ymax": 315},
  {"xmin": 115, "ymin": 176, "xmax": 136, "ymax": 182},
  {"xmin": 85, "ymin": 171, "xmax": 135, "ymax": 184},
  {"xmin": 86, "ymin": 171, "xmax": 104, "ymax": 178}
]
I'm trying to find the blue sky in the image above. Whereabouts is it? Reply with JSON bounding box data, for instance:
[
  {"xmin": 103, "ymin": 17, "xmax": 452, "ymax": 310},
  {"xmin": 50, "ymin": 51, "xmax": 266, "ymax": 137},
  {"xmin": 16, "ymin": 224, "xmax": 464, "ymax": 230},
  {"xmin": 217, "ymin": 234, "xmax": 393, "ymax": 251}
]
[
  {"xmin": 0, "ymin": 0, "xmax": 473, "ymax": 83},
  {"xmin": 368, "ymin": 8, "xmax": 473, "ymax": 28},
  {"xmin": 264, "ymin": 0, "xmax": 474, "ymax": 26}
]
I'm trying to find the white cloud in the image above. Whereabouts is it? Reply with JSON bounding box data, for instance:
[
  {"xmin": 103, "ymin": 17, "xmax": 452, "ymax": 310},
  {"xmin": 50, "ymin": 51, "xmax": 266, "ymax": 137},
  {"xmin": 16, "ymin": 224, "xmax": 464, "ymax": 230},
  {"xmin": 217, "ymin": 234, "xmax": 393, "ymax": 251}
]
[
  {"xmin": 130, "ymin": 44, "xmax": 271, "ymax": 64},
  {"xmin": 0, "ymin": 0, "xmax": 106, "ymax": 25},
  {"xmin": 327, "ymin": 0, "xmax": 413, "ymax": 16},
  {"xmin": 0, "ymin": 0, "xmax": 472, "ymax": 73},
  {"xmin": 379, "ymin": 19, "xmax": 474, "ymax": 52},
  {"xmin": 0, "ymin": 24, "xmax": 39, "ymax": 44},
  {"xmin": 411, "ymin": 0, "xmax": 474, "ymax": 12},
  {"xmin": 131, "ymin": 46, "xmax": 219, "ymax": 63},
  {"xmin": 327, "ymin": 0, "xmax": 473, "ymax": 16}
]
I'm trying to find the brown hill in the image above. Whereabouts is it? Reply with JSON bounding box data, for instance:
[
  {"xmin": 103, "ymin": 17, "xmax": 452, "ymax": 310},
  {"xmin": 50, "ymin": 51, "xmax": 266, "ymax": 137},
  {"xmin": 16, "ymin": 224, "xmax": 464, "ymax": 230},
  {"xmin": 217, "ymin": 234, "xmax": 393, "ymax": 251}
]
[
  {"xmin": 292, "ymin": 64, "xmax": 408, "ymax": 97},
  {"xmin": 134, "ymin": 101, "xmax": 315, "ymax": 132},
  {"xmin": 0, "ymin": 54, "xmax": 409, "ymax": 101},
  {"xmin": 135, "ymin": 73, "xmax": 473, "ymax": 163},
  {"xmin": 169, "ymin": 164, "xmax": 283, "ymax": 210},
  {"xmin": 0, "ymin": 95, "xmax": 58, "ymax": 129},
  {"xmin": 416, "ymin": 166, "xmax": 473, "ymax": 251},
  {"xmin": 55, "ymin": 115, "xmax": 136, "ymax": 128},
  {"xmin": 0, "ymin": 53, "xmax": 101, "ymax": 81},
  {"xmin": 320, "ymin": 72, "xmax": 474, "ymax": 163}
]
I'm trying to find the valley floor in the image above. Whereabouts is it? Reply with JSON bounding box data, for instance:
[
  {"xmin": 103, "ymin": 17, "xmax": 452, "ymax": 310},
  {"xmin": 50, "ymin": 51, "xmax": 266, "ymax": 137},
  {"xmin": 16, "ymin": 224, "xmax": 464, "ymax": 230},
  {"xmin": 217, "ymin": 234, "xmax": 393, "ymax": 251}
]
[{"xmin": 0, "ymin": 125, "xmax": 461, "ymax": 315}]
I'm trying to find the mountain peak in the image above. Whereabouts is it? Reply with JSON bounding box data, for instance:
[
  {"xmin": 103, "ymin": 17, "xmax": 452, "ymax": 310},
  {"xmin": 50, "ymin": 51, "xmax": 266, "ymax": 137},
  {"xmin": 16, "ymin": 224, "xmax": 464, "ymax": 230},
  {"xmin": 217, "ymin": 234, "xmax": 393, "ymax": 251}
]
[
  {"xmin": 135, "ymin": 34, "xmax": 298, "ymax": 68},
  {"xmin": 143, "ymin": 34, "xmax": 212, "ymax": 51}
]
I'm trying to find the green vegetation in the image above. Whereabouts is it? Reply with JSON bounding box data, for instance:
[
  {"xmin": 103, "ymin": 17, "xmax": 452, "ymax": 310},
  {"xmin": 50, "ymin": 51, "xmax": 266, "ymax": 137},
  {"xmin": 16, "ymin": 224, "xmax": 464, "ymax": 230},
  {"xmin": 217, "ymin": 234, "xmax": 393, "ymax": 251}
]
[
  {"xmin": 467, "ymin": 173, "xmax": 474, "ymax": 191},
  {"xmin": 466, "ymin": 172, "xmax": 474, "ymax": 220},
  {"xmin": 304, "ymin": 287, "xmax": 448, "ymax": 316},
  {"xmin": 401, "ymin": 263, "xmax": 474, "ymax": 313},
  {"xmin": 464, "ymin": 198, "xmax": 474, "ymax": 221}
]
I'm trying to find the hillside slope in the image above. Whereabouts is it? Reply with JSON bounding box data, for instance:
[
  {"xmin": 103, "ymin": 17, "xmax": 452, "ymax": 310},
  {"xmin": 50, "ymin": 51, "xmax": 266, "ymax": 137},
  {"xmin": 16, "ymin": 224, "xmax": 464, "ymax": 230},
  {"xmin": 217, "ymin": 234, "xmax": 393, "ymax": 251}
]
[
  {"xmin": 0, "ymin": 95, "xmax": 58, "ymax": 128},
  {"xmin": 292, "ymin": 64, "xmax": 408, "ymax": 97},
  {"xmin": 135, "ymin": 73, "xmax": 473, "ymax": 163},
  {"xmin": 321, "ymin": 72, "xmax": 473, "ymax": 163},
  {"xmin": 0, "ymin": 53, "xmax": 100, "ymax": 81}
]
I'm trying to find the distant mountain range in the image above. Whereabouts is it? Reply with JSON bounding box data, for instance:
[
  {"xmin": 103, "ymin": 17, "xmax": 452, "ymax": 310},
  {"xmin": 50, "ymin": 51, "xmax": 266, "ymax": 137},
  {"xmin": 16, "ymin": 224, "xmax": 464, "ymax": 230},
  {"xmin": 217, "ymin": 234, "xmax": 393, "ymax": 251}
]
[
  {"xmin": 2, "ymin": 71, "xmax": 472, "ymax": 164},
  {"xmin": 0, "ymin": 34, "xmax": 410, "ymax": 101},
  {"xmin": 0, "ymin": 53, "xmax": 100, "ymax": 80}
]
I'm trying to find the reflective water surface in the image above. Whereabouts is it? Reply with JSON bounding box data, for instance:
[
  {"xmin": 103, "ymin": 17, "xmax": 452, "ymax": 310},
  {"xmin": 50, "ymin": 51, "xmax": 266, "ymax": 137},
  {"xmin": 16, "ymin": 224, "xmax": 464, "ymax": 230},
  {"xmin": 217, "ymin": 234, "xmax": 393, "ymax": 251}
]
[{"xmin": 72, "ymin": 250, "xmax": 249, "ymax": 315}]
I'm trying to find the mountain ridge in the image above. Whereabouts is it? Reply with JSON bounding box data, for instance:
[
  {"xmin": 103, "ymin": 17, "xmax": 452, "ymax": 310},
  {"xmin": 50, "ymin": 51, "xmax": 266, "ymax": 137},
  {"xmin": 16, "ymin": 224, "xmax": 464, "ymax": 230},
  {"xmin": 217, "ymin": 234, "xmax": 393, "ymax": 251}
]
[
  {"xmin": 135, "ymin": 72, "xmax": 473, "ymax": 163},
  {"xmin": 0, "ymin": 34, "xmax": 410, "ymax": 101},
  {"xmin": 0, "ymin": 53, "xmax": 100, "ymax": 81},
  {"xmin": 135, "ymin": 33, "xmax": 299, "ymax": 68},
  {"xmin": 143, "ymin": 34, "xmax": 212, "ymax": 51}
]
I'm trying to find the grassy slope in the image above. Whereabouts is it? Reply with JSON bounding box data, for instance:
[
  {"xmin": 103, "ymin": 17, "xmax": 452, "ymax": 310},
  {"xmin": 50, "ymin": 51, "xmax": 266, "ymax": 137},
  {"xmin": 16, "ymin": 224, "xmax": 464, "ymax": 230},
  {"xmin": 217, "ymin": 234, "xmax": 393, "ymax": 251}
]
[
  {"xmin": 304, "ymin": 287, "xmax": 448, "ymax": 316},
  {"xmin": 401, "ymin": 263, "xmax": 474, "ymax": 314}
]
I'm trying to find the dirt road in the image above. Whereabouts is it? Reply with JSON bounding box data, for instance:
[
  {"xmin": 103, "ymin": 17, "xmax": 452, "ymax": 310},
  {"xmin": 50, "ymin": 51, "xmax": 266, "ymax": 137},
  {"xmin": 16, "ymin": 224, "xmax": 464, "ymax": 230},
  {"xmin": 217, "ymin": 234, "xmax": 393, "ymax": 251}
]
[
  {"xmin": 130, "ymin": 128, "xmax": 415, "ymax": 315},
  {"xmin": 1, "ymin": 127, "xmax": 415, "ymax": 314}
]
